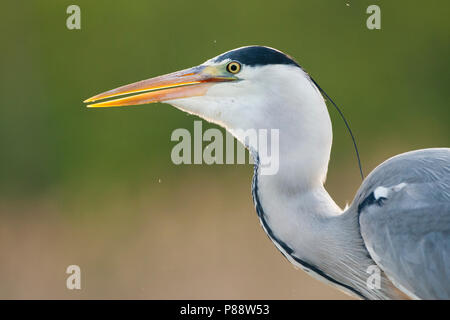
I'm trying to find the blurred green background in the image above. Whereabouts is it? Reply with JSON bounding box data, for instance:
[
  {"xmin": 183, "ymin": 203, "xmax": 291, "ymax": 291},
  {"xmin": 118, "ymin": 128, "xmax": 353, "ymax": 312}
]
[{"xmin": 0, "ymin": 0, "xmax": 448, "ymax": 299}]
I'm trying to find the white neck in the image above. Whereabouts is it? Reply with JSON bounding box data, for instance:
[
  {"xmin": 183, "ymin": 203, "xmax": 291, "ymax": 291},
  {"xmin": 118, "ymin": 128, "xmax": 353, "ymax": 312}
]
[
  {"xmin": 171, "ymin": 65, "xmax": 400, "ymax": 298},
  {"xmin": 246, "ymin": 72, "xmax": 399, "ymax": 299}
]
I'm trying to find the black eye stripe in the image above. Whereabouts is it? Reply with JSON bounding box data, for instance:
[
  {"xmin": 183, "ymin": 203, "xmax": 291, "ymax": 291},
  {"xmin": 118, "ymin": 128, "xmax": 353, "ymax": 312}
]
[{"xmin": 214, "ymin": 46, "xmax": 300, "ymax": 68}]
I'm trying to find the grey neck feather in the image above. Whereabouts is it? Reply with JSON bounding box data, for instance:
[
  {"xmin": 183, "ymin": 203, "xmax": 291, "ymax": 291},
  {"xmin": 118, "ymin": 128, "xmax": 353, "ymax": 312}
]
[{"xmin": 252, "ymin": 155, "xmax": 402, "ymax": 299}]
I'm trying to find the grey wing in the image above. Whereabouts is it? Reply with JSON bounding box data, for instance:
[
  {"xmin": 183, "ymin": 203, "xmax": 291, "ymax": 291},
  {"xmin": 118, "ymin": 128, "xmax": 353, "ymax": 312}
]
[{"xmin": 352, "ymin": 148, "xmax": 450, "ymax": 299}]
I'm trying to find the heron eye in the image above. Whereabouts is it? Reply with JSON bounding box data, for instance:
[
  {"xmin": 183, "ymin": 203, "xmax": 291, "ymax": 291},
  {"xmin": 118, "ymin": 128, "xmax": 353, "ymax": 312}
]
[{"xmin": 226, "ymin": 61, "xmax": 241, "ymax": 74}]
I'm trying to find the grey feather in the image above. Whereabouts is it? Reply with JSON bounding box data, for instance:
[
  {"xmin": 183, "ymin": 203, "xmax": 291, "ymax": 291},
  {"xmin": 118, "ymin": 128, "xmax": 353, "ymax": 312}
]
[{"xmin": 351, "ymin": 148, "xmax": 450, "ymax": 299}]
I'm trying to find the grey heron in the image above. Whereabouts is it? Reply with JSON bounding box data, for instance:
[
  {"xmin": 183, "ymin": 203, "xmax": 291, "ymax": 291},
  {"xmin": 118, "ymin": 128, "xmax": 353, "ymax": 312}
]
[{"xmin": 84, "ymin": 46, "xmax": 450, "ymax": 300}]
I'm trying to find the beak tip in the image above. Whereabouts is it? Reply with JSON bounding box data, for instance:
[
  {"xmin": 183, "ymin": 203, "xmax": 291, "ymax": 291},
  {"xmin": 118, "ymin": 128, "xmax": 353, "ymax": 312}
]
[{"xmin": 86, "ymin": 103, "xmax": 102, "ymax": 108}]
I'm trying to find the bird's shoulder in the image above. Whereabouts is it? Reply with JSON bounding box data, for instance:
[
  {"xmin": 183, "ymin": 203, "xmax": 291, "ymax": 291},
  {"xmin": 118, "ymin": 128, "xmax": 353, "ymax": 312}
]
[
  {"xmin": 349, "ymin": 148, "xmax": 450, "ymax": 299},
  {"xmin": 353, "ymin": 148, "xmax": 450, "ymax": 213}
]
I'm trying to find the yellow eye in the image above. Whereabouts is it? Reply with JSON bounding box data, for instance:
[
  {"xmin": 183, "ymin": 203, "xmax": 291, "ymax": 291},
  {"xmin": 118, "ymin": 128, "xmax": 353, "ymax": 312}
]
[{"xmin": 226, "ymin": 61, "xmax": 241, "ymax": 74}]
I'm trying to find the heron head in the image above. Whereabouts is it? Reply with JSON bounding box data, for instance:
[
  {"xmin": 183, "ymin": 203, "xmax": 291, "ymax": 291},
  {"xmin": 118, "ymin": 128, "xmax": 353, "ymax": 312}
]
[{"xmin": 84, "ymin": 46, "xmax": 322, "ymax": 133}]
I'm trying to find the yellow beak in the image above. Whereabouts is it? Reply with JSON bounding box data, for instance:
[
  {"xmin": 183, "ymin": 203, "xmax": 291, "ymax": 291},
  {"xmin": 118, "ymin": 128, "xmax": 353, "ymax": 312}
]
[{"xmin": 84, "ymin": 66, "xmax": 235, "ymax": 108}]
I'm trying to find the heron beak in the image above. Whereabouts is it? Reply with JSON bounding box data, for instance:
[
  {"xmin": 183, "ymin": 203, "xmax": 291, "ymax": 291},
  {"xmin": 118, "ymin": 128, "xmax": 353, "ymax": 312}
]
[{"xmin": 84, "ymin": 66, "xmax": 235, "ymax": 108}]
